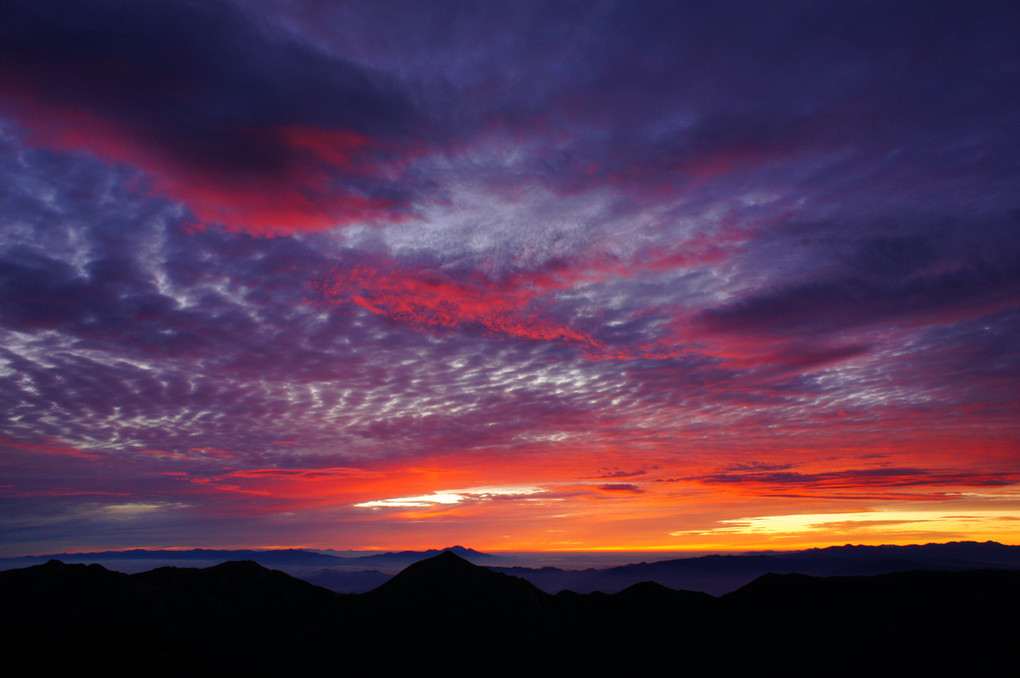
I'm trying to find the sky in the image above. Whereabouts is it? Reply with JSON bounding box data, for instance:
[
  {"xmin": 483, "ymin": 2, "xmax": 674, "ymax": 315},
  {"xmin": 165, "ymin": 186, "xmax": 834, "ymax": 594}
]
[{"xmin": 1, "ymin": 0, "xmax": 1018, "ymax": 556}]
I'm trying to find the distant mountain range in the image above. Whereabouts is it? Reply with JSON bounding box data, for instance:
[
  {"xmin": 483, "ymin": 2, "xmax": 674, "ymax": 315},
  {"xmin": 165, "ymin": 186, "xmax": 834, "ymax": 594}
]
[
  {"xmin": 0, "ymin": 543, "xmax": 488, "ymax": 567},
  {"xmin": 2, "ymin": 550, "xmax": 1018, "ymax": 676},
  {"xmin": 492, "ymin": 540, "xmax": 1020, "ymax": 595},
  {"xmin": 337, "ymin": 543, "xmax": 494, "ymax": 565},
  {"xmin": 1, "ymin": 546, "xmax": 345, "ymax": 566},
  {"xmin": 4, "ymin": 541, "xmax": 1017, "ymax": 595}
]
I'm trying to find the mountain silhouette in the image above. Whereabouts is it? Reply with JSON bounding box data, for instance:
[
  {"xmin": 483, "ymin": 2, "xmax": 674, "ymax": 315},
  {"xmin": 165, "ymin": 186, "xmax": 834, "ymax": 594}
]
[
  {"xmin": 8, "ymin": 541, "xmax": 1017, "ymax": 596},
  {"xmin": 0, "ymin": 544, "xmax": 498, "ymax": 581},
  {"xmin": 0, "ymin": 558, "xmax": 348, "ymax": 676},
  {"xmin": 0, "ymin": 547, "xmax": 349, "ymax": 569},
  {"xmin": 2, "ymin": 550, "xmax": 1018, "ymax": 676},
  {"xmin": 490, "ymin": 540, "xmax": 1020, "ymax": 595},
  {"xmin": 350, "ymin": 544, "xmax": 495, "ymax": 568},
  {"xmin": 366, "ymin": 549, "xmax": 545, "ymax": 609},
  {"xmin": 718, "ymin": 568, "xmax": 1020, "ymax": 676}
]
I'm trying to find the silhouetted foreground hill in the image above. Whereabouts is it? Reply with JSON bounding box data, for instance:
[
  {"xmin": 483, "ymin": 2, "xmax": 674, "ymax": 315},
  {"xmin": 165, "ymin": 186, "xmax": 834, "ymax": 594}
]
[{"xmin": 2, "ymin": 552, "xmax": 1017, "ymax": 676}]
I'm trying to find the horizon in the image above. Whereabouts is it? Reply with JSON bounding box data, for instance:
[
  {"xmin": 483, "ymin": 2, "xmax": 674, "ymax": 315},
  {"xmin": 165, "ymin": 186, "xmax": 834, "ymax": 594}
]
[
  {"xmin": 6, "ymin": 539, "xmax": 1020, "ymax": 586},
  {"xmin": 4, "ymin": 539, "xmax": 1018, "ymax": 563},
  {"xmin": 1, "ymin": 1, "xmax": 1018, "ymax": 556}
]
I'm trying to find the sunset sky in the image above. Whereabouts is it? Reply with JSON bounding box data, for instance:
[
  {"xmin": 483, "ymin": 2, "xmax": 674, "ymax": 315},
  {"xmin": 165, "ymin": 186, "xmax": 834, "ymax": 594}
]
[{"xmin": 1, "ymin": 0, "xmax": 1018, "ymax": 556}]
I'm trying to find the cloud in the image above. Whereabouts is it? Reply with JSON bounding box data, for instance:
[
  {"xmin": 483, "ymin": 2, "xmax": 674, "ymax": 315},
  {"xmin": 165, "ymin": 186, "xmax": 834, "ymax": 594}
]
[
  {"xmin": 586, "ymin": 468, "xmax": 653, "ymax": 480},
  {"xmin": 670, "ymin": 509, "xmax": 1020, "ymax": 538},
  {"xmin": 311, "ymin": 254, "xmax": 602, "ymax": 349},
  {"xmin": 0, "ymin": 0, "xmax": 429, "ymax": 234},
  {"xmin": 698, "ymin": 252, "xmax": 1020, "ymax": 341},
  {"xmin": 595, "ymin": 484, "xmax": 645, "ymax": 494},
  {"xmin": 689, "ymin": 467, "xmax": 1020, "ymax": 496},
  {"xmin": 308, "ymin": 233, "xmax": 749, "ymax": 360},
  {"xmin": 354, "ymin": 486, "xmax": 547, "ymax": 510},
  {"xmin": 0, "ymin": 436, "xmax": 99, "ymax": 461},
  {"xmin": 724, "ymin": 462, "xmax": 794, "ymax": 473}
]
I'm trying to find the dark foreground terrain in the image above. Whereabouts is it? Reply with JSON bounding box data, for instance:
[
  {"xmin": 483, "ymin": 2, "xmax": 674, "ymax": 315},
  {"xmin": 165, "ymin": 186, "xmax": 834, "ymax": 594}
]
[{"xmin": 2, "ymin": 551, "xmax": 1017, "ymax": 676}]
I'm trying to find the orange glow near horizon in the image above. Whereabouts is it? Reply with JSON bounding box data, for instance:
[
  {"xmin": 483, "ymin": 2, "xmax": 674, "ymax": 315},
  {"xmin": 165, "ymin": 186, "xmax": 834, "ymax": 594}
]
[{"xmin": 133, "ymin": 433, "xmax": 1018, "ymax": 553}]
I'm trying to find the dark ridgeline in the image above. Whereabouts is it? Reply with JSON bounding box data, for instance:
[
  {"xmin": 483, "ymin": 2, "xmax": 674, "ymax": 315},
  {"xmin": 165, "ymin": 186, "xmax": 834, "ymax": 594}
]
[
  {"xmin": 6, "ymin": 540, "xmax": 1018, "ymax": 595},
  {"xmin": 489, "ymin": 540, "xmax": 1020, "ymax": 595},
  {"xmin": 0, "ymin": 559, "xmax": 343, "ymax": 676},
  {"xmin": 1, "ymin": 551, "xmax": 1017, "ymax": 677},
  {"xmin": 5, "ymin": 538, "xmax": 1011, "ymax": 591}
]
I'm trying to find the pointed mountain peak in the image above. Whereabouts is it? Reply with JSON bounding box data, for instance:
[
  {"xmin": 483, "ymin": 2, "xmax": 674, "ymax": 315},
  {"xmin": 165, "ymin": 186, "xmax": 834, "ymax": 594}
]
[
  {"xmin": 441, "ymin": 545, "xmax": 475, "ymax": 554},
  {"xmin": 390, "ymin": 548, "xmax": 481, "ymax": 581},
  {"xmin": 210, "ymin": 559, "xmax": 271, "ymax": 573},
  {"xmin": 366, "ymin": 549, "xmax": 547, "ymax": 612},
  {"xmin": 437, "ymin": 545, "xmax": 493, "ymax": 559}
]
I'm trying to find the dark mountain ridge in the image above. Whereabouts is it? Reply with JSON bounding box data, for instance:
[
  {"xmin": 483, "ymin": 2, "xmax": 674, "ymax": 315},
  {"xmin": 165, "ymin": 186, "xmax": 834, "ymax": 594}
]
[
  {"xmin": 7, "ymin": 540, "xmax": 1016, "ymax": 595},
  {"xmin": 364, "ymin": 549, "xmax": 542, "ymax": 610},
  {"xmin": 349, "ymin": 543, "xmax": 494, "ymax": 565},
  {"xmin": 491, "ymin": 539, "xmax": 1020, "ymax": 594},
  {"xmin": 0, "ymin": 547, "xmax": 349, "ymax": 567},
  {"xmin": 2, "ymin": 550, "xmax": 1018, "ymax": 676},
  {"xmin": 0, "ymin": 544, "xmax": 492, "ymax": 579}
]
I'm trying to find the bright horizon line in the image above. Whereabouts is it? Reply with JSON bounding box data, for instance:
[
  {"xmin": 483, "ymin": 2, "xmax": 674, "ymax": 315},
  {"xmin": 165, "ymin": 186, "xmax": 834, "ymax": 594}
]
[{"xmin": 5, "ymin": 538, "xmax": 1015, "ymax": 559}]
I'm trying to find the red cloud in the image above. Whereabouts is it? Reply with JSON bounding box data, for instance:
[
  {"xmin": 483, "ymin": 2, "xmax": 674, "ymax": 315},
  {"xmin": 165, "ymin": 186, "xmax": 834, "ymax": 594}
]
[
  {"xmin": 310, "ymin": 236, "xmax": 745, "ymax": 359},
  {"xmin": 312, "ymin": 257, "xmax": 607, "ymax": 349},
  {"xmin": 2, "ymin": 91, "xmax": 419, "ymax": 235},
  {"xmin": 0, "ymin": 436, "xmax": 100, "ymax": 461}
]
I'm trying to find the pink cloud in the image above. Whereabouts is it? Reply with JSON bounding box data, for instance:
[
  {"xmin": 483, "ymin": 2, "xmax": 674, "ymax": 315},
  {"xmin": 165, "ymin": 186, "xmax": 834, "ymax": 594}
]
[
  {"xmin": 2, "ymin": 90, "xmax": 422, "ymax": 235},
  {"xmin": 0, "ymin": 436, "xmax": 100, "ymax": 461}
]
